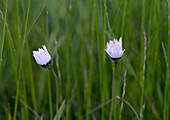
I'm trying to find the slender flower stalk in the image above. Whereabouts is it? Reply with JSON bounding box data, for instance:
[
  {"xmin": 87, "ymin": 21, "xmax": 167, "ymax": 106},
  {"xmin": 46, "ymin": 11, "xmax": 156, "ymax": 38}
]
[
  {"xmin": 33, "ymin": 45, "xmax": 59, "ymax": 120},
  {"xmin": 109, "ymin": 62, "xmax": 117, "ymax": 120},
  {"xmin": 50, "ymin": 68, "xmax": 59, "ymax": 120},
  {"xmin": 105, "ymin": 37, "xmax": 125, "ymax": 120}
]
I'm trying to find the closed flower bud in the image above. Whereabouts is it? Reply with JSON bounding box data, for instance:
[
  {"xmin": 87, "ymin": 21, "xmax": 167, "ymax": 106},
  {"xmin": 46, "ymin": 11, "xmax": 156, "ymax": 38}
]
[
  {"xmin": 105, "ymin": 37, "xmax": 125, "ymax": 62},
  {"xmin": 33, "ymin": 45, "xmax": 53, "ymax": 69}
]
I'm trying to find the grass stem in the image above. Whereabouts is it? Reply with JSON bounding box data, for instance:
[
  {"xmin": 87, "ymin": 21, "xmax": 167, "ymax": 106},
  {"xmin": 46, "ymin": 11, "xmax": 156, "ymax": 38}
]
[
  {"xmin": 140, "ymin": 31, "xmax": 147, "ymax": 120},
  {"xmin": 119, "ymin": 70, "xmax": 127, "ymax": 120},
  {"xmin": 50, "ymin": 68, "xmax": 59, "ymax": 120},
  {"xmin": 0, "ymin": 0, "xmax": 8, "ymax": 77}
]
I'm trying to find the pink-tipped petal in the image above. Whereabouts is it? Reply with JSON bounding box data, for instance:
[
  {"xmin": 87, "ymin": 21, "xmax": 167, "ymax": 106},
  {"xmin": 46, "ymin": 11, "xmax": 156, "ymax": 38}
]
[
  {"xmin": 42, "ymin": 45, "xmax": 47, "ymax": 52},
  {"xmin": 119, "ymin": 37, "xmax": 122, "ymax": 47}
]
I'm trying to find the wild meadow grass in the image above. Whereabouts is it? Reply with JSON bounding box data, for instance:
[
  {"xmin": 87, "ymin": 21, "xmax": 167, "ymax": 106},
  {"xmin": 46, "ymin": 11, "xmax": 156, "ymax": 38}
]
[{"xmin": 0, "ymin": 0, "xmax": 169, "ymax": 119}]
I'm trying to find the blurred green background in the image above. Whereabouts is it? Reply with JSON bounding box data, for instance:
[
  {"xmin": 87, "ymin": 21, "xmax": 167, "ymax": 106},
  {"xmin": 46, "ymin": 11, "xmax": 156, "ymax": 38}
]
[{"xmin": 0, "ymin": 0, "xmax": 169, "ymax": 119}]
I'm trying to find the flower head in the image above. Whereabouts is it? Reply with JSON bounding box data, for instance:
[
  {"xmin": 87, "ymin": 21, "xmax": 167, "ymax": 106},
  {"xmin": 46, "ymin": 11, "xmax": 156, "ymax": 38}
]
[
  {"xmin": 105, "ymin": 37, "xmax": 125, "ymax": 61},
  {"xmin": 33, "ymin": 45, "xmax": 52, "ymax": 69}
]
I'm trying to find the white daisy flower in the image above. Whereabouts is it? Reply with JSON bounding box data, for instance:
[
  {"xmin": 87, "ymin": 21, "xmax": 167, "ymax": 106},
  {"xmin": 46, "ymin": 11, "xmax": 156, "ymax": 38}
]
[
  {"xmin": 33, "ymin": 45, "xmax": 52, "ymax": 69},
  {"xmin": 105, "ymin": 37, "xmax": 125, "ymax": 61}
]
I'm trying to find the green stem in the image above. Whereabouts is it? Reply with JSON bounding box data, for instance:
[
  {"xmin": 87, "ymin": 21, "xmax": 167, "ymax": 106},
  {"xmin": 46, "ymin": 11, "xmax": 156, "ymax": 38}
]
[
  {"xmin": 50, "ymin": 68, "xmax": 59, "ymax": 120},
  {"xmin": 0, "ymin": 0, "xmax": 8, "ymax": 77},
  {"xmin": 119, "ymin": 70, "xmax": 127, "ymax": 120},
  {"xmin": 162, "ymin": 42, "xmax": 169, "ymax": 120},
  {"xmin": 48, "ymin": 71, "xmax": 53, "ymax": 120},
  {"xmin": 13, "ymin": 77, "xmax": 19, "ymax": 120},
  {"xmin": 109, "ymin": 61, "xmax": 117, "ymax": 120},
  {"xmin": 19, "ymin": 0, "xmax": 31, "ymax": 78}
]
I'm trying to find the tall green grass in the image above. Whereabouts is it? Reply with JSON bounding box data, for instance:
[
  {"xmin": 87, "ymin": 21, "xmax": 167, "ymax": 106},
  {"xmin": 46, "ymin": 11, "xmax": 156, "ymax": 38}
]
[{"xmin": 0, "ymin": 0, "xmax": 169, "ymax": 119}]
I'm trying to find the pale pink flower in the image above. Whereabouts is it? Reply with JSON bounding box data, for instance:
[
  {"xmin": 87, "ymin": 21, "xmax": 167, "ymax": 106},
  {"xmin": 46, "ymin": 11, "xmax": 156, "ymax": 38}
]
[
  {"xmin": 105, "ymin": 37, "xmax": 125, "ymax": 61},
  {"xmin": 33, "ymin": 45, "xmax": 51, "ymax": 66}
]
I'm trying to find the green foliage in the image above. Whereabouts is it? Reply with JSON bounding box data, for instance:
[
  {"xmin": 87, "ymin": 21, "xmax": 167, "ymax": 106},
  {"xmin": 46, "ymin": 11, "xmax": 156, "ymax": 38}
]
[
  {"xmin": 53, "ymin": 100, "xmax": 66, "ymax": 120},
  {"xmin": 0, "ymin": 0, "xmax": 169, "ymax": 119}
]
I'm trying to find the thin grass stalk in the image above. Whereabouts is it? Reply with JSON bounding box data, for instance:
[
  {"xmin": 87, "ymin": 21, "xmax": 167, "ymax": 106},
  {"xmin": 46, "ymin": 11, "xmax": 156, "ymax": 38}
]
[
  {"xmin": 0, "ymin": 5, "xmax": 17, "ymax": 59},
  {"xmin": 119, "ymin": 70, "xmax": 127, "ymax": 120},
  {"xmin": 8, "ymin": 103, "xmax": 11, "ymax": 120},
  {"xmin": 96, "ymin": 0, "xmax": 102, "ymax": 107},
  {"xmin": 46, "ymin": 4, "xmax": 48, "ymax": 46},
  {"xmin": 111, "ymin": 0, "xmax": 125, "ymax": 33},
  {"xmin": 50, "ymin": 68, "xmax": 59, "ymax": 120},
  {"xmin": 162, "ymin": 42, "xmax": 169, "ymax": 120},
  {"xmin": 106, "ymin": 6, "xmax": 112, "ymax": 35},
  {"xmin": 8, "ymin": 38, "xmax": 19, "ymax": 120},
  {"xmin": 146, "ymin": 0, "xmax": 153, "ymax": 110},
  {"xmin": 101, "ymin": 0, "xmax": 107, "ymax": 119},
  {"xmin": 56, "ymin": 53, "xmax": 61, "ymax": 85},
  {"xmin": 97, "ymin": 1, "xmax": 104, "ymax": 120},
  {"xmin": 25, "ymin": 42, "xmax": 37, "ymax": 120},
  {"xmin": 55, "ymin": 52, "xmax": 62, "ymax": 117},
  {"xmin": 85, "ymin": 0, "xmax": 95, "ymax": 119},
  {"xmin": 82, "ymin": 2, "xmax": 92, "ymax": 119},
  {"xmin": 16, "ymin": 0, "xmax": 21, "ymax": 39},
  {"xmin": 120, "ymin": 0, "xmax": 127, "ymax": 35},
  {"xmin": 140, "ymin": 0, "xmax": 146, "ymax": 115},
  {"xmin": 21, "ymin": 72, "xmax": 28, "ymax": 120},
  {"xmin": 0, "ymin": 0, "xmax": 8, "ymax": 77},
  {"xmin": 25, "ymin": 3, "xmax": 46, "ymax": 41},
  {"xmin": 19, "ymin": 0, "xmax": 31, "ymax": 77},
  {"xmin": 140, "ymin": 31, "xmax": 147, "ymax": 120},
  {"xmin": 109, "ymin": 61, "xmax": 117, "ymax": 120},
  {"xmin": 70, "ymin": 41, "xmax": 82, "ymax": 118},
  {"xmin": 45, "ymin": 5, "xmax": 53, "ymax": 120},
  {"xmin": 65, "ymin": 0, "xmax": 71, "ymax": 119},
  {"xmin": 140, "ymin": 0, "xmax": 146, "ymax": 58},
  {"xmin": 84, "ymin": 1, "xmax": 94, "ymax": 119},
  {"xmin": 12, "ymin": 96, "xmax": 40, "ymax": 119},
  {"xmin": 20, "ymin": 0, "xmax": 25, "ymax": 17},
  {"xmin": 13, "ymin": 78, "xmax": 19, "ymax": 120},
  {"xmin": 167, "ymin": 8, "xmax": 170, "ymax": 118},
  {"xmin": 96, "ymin": 1, "xmax": 101, "ymax": 82},
  {"xmin": 94, "ymin": 1, "xmax": 101, "ymax": 119},
  {"xmin": 163, "ymin": 1, "xmax": 169, "ymax": 119},
  {"xmin": 100, "ymin": 0, "xmax": 105, "ymax": 119}
]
